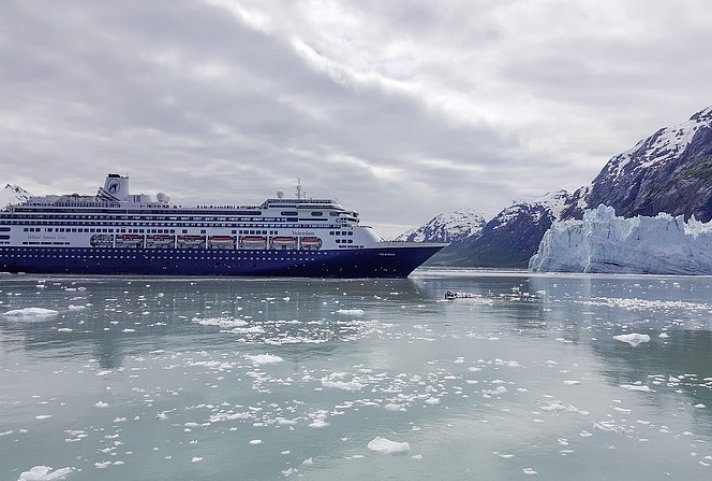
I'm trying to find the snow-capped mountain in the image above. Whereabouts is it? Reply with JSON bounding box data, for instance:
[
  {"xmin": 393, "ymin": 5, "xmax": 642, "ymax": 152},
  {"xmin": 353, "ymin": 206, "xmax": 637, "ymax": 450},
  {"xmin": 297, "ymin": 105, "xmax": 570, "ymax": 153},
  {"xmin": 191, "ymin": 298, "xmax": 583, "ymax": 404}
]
[
  {"xmin": 437, "ymin": 191, "xmax": 572, "ymax": 268},
  {"xmin": 562, "ymin": 106, "xmax": 712, "ymax": 221},
  {"xmin": 530, "ymin": 205, "xmax": 712, "ymax": 274},
  {"xmin": 0, "ymin": 184, "xmax": 31, "ymax": 208},
  {"xmin": 394, "ymin": 209, "xmax": 486, "ymax": 243}
]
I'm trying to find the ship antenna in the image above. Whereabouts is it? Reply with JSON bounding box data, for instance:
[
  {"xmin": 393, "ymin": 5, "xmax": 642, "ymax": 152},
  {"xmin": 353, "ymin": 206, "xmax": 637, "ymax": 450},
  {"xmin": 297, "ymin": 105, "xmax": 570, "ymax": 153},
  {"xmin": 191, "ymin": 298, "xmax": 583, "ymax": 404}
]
[{"xmin": 296, "ymin": 178, "xmax": 302, "ymax": 200}]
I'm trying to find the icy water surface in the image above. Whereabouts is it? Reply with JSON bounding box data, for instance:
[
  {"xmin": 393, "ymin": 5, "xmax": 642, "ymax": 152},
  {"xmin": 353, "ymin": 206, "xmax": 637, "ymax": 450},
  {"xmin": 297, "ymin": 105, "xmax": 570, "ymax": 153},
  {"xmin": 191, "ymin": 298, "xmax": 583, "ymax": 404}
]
[{"xmin": 1, "ymin": 270, "xmax": 712, "ymax": 480}]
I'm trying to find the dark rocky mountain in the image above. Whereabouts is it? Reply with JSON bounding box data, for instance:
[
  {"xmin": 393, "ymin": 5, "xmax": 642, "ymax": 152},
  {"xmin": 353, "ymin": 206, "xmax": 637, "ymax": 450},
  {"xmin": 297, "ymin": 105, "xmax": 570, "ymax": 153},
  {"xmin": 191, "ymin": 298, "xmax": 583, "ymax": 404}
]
[{"xmin": 562, "ymin": 106, "xmax": 712, "ymax": 221}]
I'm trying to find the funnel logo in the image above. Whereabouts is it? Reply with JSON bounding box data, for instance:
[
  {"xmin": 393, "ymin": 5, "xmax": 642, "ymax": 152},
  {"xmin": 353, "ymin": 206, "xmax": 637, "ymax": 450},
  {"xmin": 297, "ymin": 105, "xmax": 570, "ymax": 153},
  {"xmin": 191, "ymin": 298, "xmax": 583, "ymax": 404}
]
[{"xmin": 107, "ymin": 180, "xmax": 120, "ymax": 193}]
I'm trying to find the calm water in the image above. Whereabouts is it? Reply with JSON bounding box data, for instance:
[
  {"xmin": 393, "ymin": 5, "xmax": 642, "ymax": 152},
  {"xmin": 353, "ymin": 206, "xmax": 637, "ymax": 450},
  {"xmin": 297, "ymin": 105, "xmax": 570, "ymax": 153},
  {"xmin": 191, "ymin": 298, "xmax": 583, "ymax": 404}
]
[{"xmin": 1, "ymin": 269, "xmax": 712, "ymax": 481}]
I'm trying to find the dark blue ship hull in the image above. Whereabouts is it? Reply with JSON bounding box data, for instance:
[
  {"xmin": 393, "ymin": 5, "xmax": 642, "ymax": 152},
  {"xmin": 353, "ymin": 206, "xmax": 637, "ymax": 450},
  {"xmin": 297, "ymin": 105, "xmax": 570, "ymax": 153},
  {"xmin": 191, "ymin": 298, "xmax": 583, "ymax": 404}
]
[{"xmin": 0, "ymin": 245, "xmax": 443, "ymax": 278}]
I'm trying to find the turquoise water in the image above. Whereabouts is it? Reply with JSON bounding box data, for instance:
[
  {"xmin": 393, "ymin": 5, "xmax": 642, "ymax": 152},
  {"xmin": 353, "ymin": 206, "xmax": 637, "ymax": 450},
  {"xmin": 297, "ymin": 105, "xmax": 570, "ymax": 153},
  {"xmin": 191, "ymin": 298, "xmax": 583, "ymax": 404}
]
[{"xmin": 1, "ymin": 270, "xmax": 712, "ymax": 480}]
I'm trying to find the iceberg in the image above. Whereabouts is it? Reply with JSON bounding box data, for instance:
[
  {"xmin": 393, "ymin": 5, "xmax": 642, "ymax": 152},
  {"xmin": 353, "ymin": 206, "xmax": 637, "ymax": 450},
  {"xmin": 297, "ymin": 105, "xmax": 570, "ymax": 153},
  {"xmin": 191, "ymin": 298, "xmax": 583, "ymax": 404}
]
[
  {"xmin": 367, "ymin": 436, "xmax": 410, "ymax": 454},
  {"xmin": 529, "ymin": 205, "xmax": 712, "ymax": 274}
]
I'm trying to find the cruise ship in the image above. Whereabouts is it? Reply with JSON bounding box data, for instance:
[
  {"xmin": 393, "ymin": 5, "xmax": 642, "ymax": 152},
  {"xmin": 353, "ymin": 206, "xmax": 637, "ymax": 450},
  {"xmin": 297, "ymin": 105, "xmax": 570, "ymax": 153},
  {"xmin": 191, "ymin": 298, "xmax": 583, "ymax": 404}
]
[{"xmin": 0, "ymin": 174, "xmax": 446, "ymax": 278}]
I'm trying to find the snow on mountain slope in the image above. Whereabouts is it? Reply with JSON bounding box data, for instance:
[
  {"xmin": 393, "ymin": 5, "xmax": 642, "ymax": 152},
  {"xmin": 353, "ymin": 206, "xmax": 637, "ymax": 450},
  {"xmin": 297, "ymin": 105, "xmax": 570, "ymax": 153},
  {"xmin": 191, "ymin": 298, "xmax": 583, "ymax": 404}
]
[
  {"xmin": 562, "ymin": 106, "xmax": 712, "ymax": 221},
  {"xmin": 0, "ymin": 184, "xmax": 31, "ymax": 208},
  {"xmin": 394, "ymin": 209, "xmax": 486, "ymax": 243},
  {"xmin": 608, "ymin": 106, "xmax": 712, "ymax": 179},
  {"xmin": 530, "ymin": 205, "xmax": 712, "ymax": 274}
]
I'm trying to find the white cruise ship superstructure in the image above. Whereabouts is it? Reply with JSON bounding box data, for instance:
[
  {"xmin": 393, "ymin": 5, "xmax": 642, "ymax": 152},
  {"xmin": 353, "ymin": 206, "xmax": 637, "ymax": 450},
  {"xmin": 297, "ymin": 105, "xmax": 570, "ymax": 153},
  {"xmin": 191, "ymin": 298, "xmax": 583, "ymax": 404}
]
[{"xmin": 0, "ymin": 174, "xmax": 446, "ymax": 277}]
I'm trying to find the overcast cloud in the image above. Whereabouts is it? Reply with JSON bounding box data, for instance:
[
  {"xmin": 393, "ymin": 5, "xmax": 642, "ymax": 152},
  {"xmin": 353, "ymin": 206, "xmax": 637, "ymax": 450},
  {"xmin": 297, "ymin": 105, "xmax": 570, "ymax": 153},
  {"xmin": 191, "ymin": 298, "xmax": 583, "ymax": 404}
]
[{"xmin": 1, "ymin": 0, "xmax": 710, "ymax": 237}]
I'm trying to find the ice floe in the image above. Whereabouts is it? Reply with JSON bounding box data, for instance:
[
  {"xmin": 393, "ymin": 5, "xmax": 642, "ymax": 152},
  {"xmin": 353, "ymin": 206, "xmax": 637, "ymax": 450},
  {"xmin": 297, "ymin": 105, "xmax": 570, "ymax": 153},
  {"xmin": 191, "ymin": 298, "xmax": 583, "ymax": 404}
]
[
  {"xmin": 613, "ymin": 333, "xmax": 651, "ymax": 347},
  {"xmin": 17, "ymin": 466, "xmax": 73, "ymax": 481},
  {"xmin": 3, "ymin": 308, "xmax": 58, "ymax": 321},
  {"xmin": 619, "ymin": 384, "xmax": 652, "ymax": 393},
  {"xmin": 367, "ymin": 436, "xmax": 410, "ymax": 454},
  {"xmin": 244, "ymin": 354, "xmax": 284, "ymax": 366},
  {"xmin": 192, "ymin": 316, "xmax": 248, "ymax": 329},
  {"xmin": 336, "ymin": 309, "xmax": 365, "ymax": 315}
]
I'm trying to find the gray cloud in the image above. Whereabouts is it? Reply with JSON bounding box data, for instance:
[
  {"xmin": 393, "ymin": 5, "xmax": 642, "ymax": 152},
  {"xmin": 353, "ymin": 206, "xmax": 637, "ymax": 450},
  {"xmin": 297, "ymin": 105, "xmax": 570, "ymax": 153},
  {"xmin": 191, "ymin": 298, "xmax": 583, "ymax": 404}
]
[{"xmin": 1, "ymin": 0, "xmax": 710, "ymax": 237}]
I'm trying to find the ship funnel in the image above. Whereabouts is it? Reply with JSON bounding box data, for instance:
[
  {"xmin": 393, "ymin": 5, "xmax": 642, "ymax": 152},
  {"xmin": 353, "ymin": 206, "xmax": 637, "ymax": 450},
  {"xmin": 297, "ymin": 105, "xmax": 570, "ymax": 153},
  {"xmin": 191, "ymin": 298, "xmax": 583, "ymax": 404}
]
[{"xmin": 99, "ymin": 174, "xmax": 130, "ymax": 201}]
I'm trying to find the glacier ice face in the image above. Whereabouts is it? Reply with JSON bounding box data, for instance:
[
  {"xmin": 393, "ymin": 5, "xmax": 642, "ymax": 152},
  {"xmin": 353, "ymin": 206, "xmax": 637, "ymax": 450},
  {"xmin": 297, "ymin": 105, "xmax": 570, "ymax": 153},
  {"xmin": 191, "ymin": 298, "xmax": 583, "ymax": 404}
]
[{"xmin": 529, "ymin": 205, "xmax": 712, "ymax": 274}]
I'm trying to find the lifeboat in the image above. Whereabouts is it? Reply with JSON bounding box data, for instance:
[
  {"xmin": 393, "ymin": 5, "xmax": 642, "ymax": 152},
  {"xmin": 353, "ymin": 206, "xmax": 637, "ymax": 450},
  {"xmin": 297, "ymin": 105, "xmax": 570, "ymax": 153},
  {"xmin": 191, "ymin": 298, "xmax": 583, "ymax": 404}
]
[
  {"xmin": 300, "ymin": 236, "xmax": 323, "ymax": 250},
  {"xmin": 177, "ymin": 235, "xmax": 206, "ymax": 248},
  {"xmin": 115, "ymin": 234, "xmax": 144, "ymax": 247},
  {"xmin": 147, "ymin": 234, "xmax": 175, "ymax": 246},
  {"xmin": 209, "ymin": 235, "xmax": 236, "ymax": 249},
  {"xmin": 209, "ymin": 235, "xmax": 235, "ymax": 243},
  {"xmin": 240, "ymin": 235, "xmax": 267, "ymax": 249},
  {"xmin": 271, "ymin": 236, "xmax": 297, "ymax": 250}
]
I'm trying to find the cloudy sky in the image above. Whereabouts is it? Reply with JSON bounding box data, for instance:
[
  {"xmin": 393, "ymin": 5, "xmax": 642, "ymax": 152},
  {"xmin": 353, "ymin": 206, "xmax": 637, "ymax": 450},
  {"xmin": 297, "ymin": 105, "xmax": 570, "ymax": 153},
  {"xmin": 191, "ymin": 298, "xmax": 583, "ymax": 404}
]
[{"xmin": 1, "ymin": 0, "xmax": 710, "ymax": 237}]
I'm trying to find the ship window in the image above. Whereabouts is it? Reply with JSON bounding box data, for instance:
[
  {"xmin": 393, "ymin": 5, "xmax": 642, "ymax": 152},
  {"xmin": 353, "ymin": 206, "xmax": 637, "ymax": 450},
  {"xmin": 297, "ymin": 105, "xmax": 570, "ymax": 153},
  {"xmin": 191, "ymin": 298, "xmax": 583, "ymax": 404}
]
[
  {"xmin": 311, "ymin": 212, "xmax": 323, "ymax": 216},
  {"xmin": 348, "ymin": 232, "xmax": 353, "ymax": 236}
]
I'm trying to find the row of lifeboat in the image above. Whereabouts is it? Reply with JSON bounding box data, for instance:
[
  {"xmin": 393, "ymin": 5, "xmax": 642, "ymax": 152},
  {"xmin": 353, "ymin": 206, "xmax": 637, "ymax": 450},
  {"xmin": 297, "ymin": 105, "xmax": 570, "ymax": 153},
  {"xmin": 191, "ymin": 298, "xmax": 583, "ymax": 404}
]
[{"xmin": 94, "ymin": 234, "xmax": 323, "ymax": 250}]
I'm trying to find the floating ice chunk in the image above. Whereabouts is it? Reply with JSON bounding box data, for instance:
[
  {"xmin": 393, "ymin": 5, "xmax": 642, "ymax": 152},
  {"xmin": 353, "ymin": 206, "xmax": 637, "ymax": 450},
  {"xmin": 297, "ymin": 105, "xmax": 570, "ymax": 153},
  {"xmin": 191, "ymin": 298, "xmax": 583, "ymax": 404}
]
[
  {"xmin": 321, "ymin": 374, "xmax": 365, "ymax": 392},
  {"xmin": 3, "ymin": 308, "xmax": 58, "ymax": 321},
  {"xmin": 483, "ymin": 386, "xmax": 507, "ymax": 397},
  {"xmin": 95, "ymin": 401, "xmax": 109, "ymax": 408},
  {"xmin": 122, "ymin": 328, "xmax": 135, "ymax": 333},
  {"xmin": 619, "ymin": 384, "xmax": 652, "ymax": 393},
  {"xmin": 308, "ymin": 411, "xmax": 330, "ymax": 428},
  {"xmin": 658, "ymin": 332, "xmax": 669, "ymax": 338},
  {"xmin": 385, "ymin": 403, "xmax": 406, "ymax": 411},
  {"xmin": 35, "ymin": 415, "xmax": 52, "ymax": 420},
  {"xmin": 613, "ymin": 333, "xmax": 650, "ymax": 347},
  {"xmin": 94, "ymin": 462, "xmax": 111, "ymax": 469},
  {"xmin": 367, "ymin": 437, "xmax": 410, "ymax": 454},
  {"xmin": 209, "ymin": 412, "xmax": 252, "ymax": 423},
  {"xmin": 695, "ymin": 403, "xmax": 706, "ymax": 408},
  {"xmin": 301, "ymin": 458, "xmax": 313, "ymax": 466},
  {"xmin": 539, "ymin": 400, "xmax": 589, "ymax": 415},
  {"xmin": 57, "ymin": 328, "xmax": 73, "ymax": 333},
  {"xmin": 192, "ymin": 316, "xmax": 248, "ymax": 329},
  {"xmin": 244, "ymin": 354, "xmax": 284, "ymax": 366},
  {"xmin": 17, "ymin": 466, "xmax": 74, "ymax": 480},
  {"xmin": 336, "ymin": 309, "xmax": 364, "ymax": 316},
  {"xmin": 231, "ymin": 326, "xmax": 265, "ymax": 335},
  {"xmin": 192, "ymin": 457, "xmax": 203, "ymax": 463},
  {"xmin": 523, "ymin": 467, "xmax": 537, "ymax": 475},
  {"xmin": 249, "ymin": 439, "xmax": 262, "ymax": 445},
  {"xmin": 563, "ymin": 380, "xmax": 581, "ymax": 385}
]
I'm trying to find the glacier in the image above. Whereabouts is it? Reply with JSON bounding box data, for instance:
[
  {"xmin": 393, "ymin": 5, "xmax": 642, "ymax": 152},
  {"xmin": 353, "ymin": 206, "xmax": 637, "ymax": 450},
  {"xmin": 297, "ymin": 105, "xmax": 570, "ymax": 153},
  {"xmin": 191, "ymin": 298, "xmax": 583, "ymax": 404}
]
[{"xmin": 529, "ymin": 205, "xmax": 712, "ymax": 274}]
